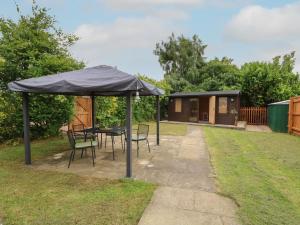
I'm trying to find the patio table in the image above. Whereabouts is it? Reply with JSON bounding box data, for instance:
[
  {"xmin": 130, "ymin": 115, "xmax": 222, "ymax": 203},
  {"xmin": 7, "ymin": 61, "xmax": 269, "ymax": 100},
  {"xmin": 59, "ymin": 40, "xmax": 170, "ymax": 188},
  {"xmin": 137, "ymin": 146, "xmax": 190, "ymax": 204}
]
[{"xmin": 83, "ymin": 127, "xmax": 126, "ymax": 149}]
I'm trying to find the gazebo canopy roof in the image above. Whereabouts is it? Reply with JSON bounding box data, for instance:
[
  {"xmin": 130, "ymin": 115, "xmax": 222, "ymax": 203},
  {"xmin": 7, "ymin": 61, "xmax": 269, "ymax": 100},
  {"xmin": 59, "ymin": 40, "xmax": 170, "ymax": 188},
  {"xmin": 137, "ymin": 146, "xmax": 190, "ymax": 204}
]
[{"xmin": 8, "ymin": 65, "xmax": 164, "ymax": 96}]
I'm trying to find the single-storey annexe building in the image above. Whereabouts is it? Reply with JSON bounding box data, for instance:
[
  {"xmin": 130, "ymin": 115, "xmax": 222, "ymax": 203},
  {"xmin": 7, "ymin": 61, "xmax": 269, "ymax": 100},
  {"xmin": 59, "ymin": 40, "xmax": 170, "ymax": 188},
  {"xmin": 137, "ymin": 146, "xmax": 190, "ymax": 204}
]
[{"xmin": 168, "ymin": 90, "xmax": 240, "ymax": 125}]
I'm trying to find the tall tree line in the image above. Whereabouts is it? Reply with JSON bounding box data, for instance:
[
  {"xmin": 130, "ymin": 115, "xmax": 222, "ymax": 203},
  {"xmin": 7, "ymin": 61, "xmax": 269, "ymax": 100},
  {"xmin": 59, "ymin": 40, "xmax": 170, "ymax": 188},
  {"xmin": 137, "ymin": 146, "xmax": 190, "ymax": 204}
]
[
  {"xmin": 1, "ymin": 3, "xmax": 299, "ymax": 142},
  {"xmin": 154, "ymin": 34, "xmax": 300, "ymax": 106}
]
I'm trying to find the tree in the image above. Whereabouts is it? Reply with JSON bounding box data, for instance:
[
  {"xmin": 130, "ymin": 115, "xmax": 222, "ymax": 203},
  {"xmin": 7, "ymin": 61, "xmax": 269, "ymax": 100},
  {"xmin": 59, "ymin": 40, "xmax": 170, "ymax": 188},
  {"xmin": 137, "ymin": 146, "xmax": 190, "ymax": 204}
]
[
  {"xmin": 154, "ymin": 34, "xmax": 241, "ymax": 93},
  {"xmin": 136, "ymin": 75, "xmax": 171, "ymax": 120},
  {"xmin": 154, "ymin": 33, "xmax": 207, "ymax": 92},
  {"xmin": 0, "ymin": 3, "xmax": 84, "ymax": 141},
  {"xmin": 240, "ymin": 52, "xmax": 300, "ymax": 106},
  {"xmin": 94, "ymin": 74, "xmax": 171, "ymax": 128},
  {"xmin": 199, "ymin": 57, "xmax": 241, "ymax": 91},
  {"xmin": 155, "ymin": 34, "xmax": 300, "ymax": 106}
]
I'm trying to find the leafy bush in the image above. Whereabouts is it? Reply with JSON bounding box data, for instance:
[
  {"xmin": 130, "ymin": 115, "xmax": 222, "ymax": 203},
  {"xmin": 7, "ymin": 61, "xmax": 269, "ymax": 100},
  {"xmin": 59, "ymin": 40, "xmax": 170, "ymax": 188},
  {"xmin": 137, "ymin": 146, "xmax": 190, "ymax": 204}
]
[
  {"xmin": 94, "ymin": 75, "xmax": 170, "ymax": 128},
  {"xmin": 137, "ymin": 75, "xmax": 171, "ymax": 120},
  {"xmin": 0, "ymin": 3, "xmax": 83, "ymax": 142},
  {"xmin": 241, "ymin": 52, "xmax": 300, "ymax": 106},
  {"xmin": 95, "ymin": 97, "xmax": 125, "ymax": 128}
]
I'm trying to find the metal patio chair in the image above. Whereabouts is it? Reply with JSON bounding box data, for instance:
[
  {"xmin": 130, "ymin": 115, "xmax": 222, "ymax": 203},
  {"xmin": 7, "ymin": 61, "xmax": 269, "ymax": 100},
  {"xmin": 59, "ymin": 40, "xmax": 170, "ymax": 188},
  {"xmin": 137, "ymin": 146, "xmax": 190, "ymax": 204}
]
[
  {"xmin": 125, "ymin": 124, "xmax": 150, "ymax": 157},
  {"xmin": 67, "ymin": 130, "xmax": 97, "ymax": 168},
  {"xmin": 72, "ymin": 123, "xmax": 99, "ymax": 147},
  {"xmin": 72, "ymin": 124, "xmax": 89, "ymax": 140}
]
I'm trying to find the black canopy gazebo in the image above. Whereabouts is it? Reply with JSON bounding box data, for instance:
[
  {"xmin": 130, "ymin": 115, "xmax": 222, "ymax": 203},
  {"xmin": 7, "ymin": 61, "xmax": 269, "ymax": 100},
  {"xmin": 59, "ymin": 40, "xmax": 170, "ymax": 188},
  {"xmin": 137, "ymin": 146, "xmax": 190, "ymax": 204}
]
[{"xmin": 8, "ymin": 65, "xmax": 164, "ymax": 177}]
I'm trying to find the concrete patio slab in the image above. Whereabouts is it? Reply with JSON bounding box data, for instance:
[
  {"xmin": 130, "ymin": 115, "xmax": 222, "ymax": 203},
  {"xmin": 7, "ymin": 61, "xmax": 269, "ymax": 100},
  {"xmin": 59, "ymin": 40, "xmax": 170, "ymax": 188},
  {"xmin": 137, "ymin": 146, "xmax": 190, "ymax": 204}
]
[
  {"xmin": 139, "ymin": 186, "xmax": 238, "ymax": 225},
  {"xmin": 138, "ymin": 205, "xmax": 224, "ymax": 225},
  {"xmin": 137, "ymin": 126, "xmax": 239, "ymax": 225},
  {"xmin": 34, "ymin": 125, "xmax": 239, "ymax": 225}
]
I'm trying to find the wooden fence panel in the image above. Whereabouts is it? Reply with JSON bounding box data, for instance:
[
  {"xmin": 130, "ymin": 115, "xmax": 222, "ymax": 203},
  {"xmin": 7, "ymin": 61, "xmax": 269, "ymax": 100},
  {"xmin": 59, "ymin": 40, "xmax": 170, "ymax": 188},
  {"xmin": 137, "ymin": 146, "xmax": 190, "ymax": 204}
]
[
  {"xmin": 68, "ymin": 96, "xmax": 92, "ymax": 130},
  {"xmin": 288, "ymin": 96, "xmax": 300, "ymax": 136},
  {"xmin": 239, "ymin": 107, "xmax": 267, "ymax": 125}
]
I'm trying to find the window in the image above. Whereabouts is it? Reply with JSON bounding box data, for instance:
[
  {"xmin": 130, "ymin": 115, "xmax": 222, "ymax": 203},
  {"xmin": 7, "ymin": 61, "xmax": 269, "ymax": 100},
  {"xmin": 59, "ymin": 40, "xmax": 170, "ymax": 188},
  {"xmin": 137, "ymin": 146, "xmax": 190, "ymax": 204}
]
[
  {"xmin": 218, "ymin": 97, "xmax": 228, "ymax": 114},
  {"xmin": 175, "ymin": 98, "xmax": 182, "ymax": 112}
]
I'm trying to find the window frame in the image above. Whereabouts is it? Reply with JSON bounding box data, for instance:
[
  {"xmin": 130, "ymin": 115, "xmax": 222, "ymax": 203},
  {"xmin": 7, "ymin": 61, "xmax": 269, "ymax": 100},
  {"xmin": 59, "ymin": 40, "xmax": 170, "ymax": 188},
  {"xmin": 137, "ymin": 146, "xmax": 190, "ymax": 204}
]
[{"xmin": 218, "ymin": 97, "xmax": 228, "ymax": 114}]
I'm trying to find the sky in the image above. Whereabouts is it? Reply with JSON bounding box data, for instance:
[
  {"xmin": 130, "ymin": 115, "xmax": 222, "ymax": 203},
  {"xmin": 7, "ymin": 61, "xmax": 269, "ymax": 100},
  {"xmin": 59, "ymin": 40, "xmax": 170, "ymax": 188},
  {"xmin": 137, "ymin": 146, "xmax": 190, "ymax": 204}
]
[{"xmin": 1, "ymin": 0, "xmax": 300, "ymax": 80}]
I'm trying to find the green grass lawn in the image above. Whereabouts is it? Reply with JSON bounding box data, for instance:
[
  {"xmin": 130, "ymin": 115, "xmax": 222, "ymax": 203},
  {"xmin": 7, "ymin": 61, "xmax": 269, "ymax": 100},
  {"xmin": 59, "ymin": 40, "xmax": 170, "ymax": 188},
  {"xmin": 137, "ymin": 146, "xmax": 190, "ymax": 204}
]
[
  {"xmin": 0, "ymin": 137, "xmax": 156, "ymax": 225},
  {"xmin": 203, "ymin": 127, "xmax": 300, "ymax": 225}
]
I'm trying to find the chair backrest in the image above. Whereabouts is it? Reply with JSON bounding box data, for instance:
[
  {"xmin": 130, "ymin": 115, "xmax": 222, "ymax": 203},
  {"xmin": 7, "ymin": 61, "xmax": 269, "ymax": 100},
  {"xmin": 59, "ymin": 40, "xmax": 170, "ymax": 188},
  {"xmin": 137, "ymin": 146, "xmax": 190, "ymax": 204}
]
[
  {"xmin": 137, "ymin": 124, "xmax": 149, "ymax": 138},
  {"xmin": 67, "ymin": 130, "xmax": 75, "ymax": 149},
  {"xmin": 72, "ymin": 124, "xmax": 84, "ymax": 133},
  {"xmin": 112, "ymin": 125, "xmax": 120, "ymax": 132}
]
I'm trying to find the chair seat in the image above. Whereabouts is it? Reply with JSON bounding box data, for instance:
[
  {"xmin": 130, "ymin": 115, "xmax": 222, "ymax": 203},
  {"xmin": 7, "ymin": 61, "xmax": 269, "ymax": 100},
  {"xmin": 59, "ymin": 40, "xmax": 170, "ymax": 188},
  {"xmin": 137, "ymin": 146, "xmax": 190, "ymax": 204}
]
[
  {"xmin": 132, "ymin": 134, "xmax": 146, "ymax": 141},
  {"xmin": 75, "ymin": 141, "xmax": 98, "ymax": 149}
]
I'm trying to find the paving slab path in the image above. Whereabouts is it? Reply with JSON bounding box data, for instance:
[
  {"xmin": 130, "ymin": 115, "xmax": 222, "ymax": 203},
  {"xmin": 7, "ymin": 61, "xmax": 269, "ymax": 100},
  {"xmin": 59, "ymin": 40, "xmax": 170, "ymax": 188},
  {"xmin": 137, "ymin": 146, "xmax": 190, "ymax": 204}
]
[
  {"xmin": 35, "ymin": 125, "xmax": 239, "ymax": 224},
  {"xmin": 137, "ymin": 125, "xmax": 239, "ymax": 225}
]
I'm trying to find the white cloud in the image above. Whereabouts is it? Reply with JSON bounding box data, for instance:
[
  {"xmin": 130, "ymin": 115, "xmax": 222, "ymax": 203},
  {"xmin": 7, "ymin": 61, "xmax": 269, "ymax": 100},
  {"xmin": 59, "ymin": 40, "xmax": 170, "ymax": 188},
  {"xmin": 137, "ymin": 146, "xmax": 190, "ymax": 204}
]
[
  {"xmin": 225, "ymin": 2, "xmax": 300, "ymax": 42},
  {"xmin": 101, "ymin": 0, "xmax": 203, "ymax": 10},
  {"xmin": 152, "ymin": 9, "xmax": 189, "ymax": 20},
  {"xmin": 223, "ymin": 2, "xmax": 300, "ymax": 72},
  {"xmin": 71, "ymin": 14, "xmax": 184, "ymax": 78},
  {"xmin": 73, "ymin": 16, "xmax": 174, "ymax": 50},
  {"xmin": 70, "ymin": 0, "xmax": 256, "ymax": 78},
  {"xmin": 71, "ymin": 0, "xmax": 196, "ymax": 79},
  {"xmin": 100, "ymin": 0, "xmax": 251, "ymax": 11},
  {"xmin": 207, "ymin": 0, "xmax": 252, "ymax": 8}
]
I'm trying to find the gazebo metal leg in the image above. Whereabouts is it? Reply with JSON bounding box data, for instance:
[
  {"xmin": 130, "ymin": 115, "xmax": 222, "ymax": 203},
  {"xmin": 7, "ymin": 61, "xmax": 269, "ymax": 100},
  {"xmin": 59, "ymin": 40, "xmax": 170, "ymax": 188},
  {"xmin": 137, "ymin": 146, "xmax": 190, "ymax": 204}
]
[
  {"xmin": 137, "ymin": 141, "xmax": 139, "ymax": 157},
  {"xmin": 23, "ymin": 93, "xmax": 31, "ymax": 165},
  {"xmin": 156, "ymin": 96, "xmax": 160, "ymax": 146},
  {"xmin": 91, "ymin": 95, "xmax": 95, "ymax": 130},
  {"xmin": 126, "ymin": 93, "xmax": 133, "ymax": 177}
]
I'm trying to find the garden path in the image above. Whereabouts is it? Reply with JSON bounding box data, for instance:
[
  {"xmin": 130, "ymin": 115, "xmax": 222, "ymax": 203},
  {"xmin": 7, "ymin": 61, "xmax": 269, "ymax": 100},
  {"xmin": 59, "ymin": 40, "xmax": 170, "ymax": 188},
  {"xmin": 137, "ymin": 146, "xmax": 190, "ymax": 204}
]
[
  {"xmin": 35, "ymin": 126, "xmax": 239, "ymax": 225},
  {"xmin": 137, "ymin": 126, "xmax": 239, "ymax": 225}
]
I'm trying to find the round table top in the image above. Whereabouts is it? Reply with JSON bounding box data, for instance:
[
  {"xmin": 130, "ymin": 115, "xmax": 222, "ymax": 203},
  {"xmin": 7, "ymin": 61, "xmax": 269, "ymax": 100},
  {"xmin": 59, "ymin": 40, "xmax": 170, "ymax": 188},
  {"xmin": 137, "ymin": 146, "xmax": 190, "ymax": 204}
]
[{"xmin": 84, "ymin": 127, "xmax": 125, "ymax": 134}]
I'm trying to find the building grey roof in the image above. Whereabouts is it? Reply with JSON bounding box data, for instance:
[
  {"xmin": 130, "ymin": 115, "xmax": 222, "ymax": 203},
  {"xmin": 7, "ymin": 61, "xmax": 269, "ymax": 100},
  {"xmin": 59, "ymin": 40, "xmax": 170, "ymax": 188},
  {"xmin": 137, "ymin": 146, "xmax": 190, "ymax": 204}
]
[
  {"xmin": 169, "ymin": 90, "xmax": 240, "ymax": 97},
  {"xmin": 8, "ymin": 65, "xmax": 164, "ymax": 96}
]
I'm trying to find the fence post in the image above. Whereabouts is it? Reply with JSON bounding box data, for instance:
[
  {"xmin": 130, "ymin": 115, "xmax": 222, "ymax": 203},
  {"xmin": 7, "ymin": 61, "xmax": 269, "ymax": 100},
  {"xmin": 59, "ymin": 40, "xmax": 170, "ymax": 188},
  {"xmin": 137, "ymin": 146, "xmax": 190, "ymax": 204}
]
[{"xmin": 288, "ymin": 97, "xmax": 293, "ymax": 134}]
